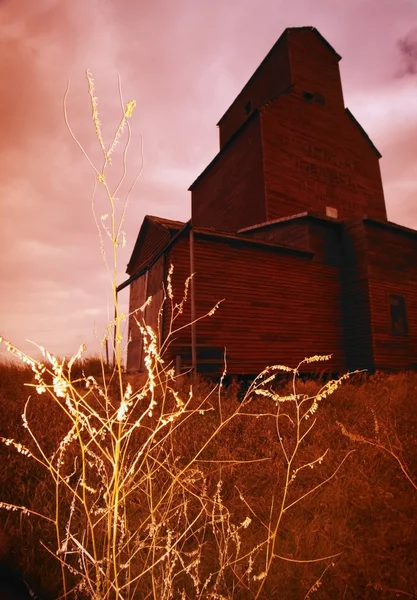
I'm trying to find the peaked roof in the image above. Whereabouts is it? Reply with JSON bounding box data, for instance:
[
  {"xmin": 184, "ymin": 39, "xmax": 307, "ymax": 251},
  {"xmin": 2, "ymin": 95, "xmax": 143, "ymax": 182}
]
[
  {"xmin": 126, "ymin": 215, "xmax": 187, "ymax": 275},
  {"xmin": 217, "ymin": 26, "xmax": 341, "ymax": 127},
  {"xmin": 145, "ymin": 215, "xmax": 186, "ymax": 230}
]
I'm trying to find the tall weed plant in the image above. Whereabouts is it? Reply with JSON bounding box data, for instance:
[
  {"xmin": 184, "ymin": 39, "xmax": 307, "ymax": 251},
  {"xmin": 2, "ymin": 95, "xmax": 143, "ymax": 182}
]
[{"xmin": 0, "ymin": 73, "xmax": 356, "ymax": 599}]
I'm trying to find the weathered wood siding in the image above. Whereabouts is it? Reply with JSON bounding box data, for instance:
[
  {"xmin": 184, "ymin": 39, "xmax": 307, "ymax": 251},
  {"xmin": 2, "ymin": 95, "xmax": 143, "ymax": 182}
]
[
  {"xmin": 126, "ymin": 28, "xmax": 417, "ymax": 376},
  {"xmin": 128, "ymin": 219, "xmax": 171, "ymax": 275},
  {"xmin": 146, "ymin": 256, "xmax": 165, "ymax": 345},
  {"xmin": 191, "ymin": 234, "xmax": 344, "ymax": 374},
  {"xmin": 127, "ymin": 273, "xmax": 147, "ymax": 371},
  {"xmin": 287, "ymin": 28, "xmax": 344, "ymax": 111},
  {"xmin": 126, "ymin": 257, "xmax": 165, "ymax": 372},
  {"xmin": 218, "ymin": 34, "xmax": 292, "ymax": 149},
  {"xmin": 191, "ymin": 115, "xmax": 266, "ymax": 233},
  {"xmin": 365, "ymin": 221, "xmax": 417, "ymax": 369},
  {"xmin": 340, "ymin": 218, "xmax": 374, "ymax": 371},
  {"xmin": 308, "ymin": 221, "xmax": 341, "ymax": 267},
  {"xmin": 245, "ymin": 218, "xmax": 341, "ymax": 267},
  {"xmin": 163, "ymin": 234, "xmax": 193, "ymax": 358},
  {"xmin": 242, "ymin": 220, "xmax": 310, "ymax": 252},
  {"xmin": 218, "ymin": 28, "xmax": 344, "ymax": 150},
  {"xmin": 260, "ymin": 93, "xmax": 387, "ymax": 223},
  {"xmin": 127, "ymin": 219, "xmax": 417, "ymax": 375}
]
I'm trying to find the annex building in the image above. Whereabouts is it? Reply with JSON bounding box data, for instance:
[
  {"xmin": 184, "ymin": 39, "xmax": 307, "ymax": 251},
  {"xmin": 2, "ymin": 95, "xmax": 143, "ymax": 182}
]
[{"xmin": 121, "ymin": 26, "xmax": 417, "ymax": 376}]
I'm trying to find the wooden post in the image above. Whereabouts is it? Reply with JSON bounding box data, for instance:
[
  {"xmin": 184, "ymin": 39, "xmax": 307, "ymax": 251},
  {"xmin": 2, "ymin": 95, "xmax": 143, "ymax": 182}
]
[
  {"xmin": 113, "ymin": 300, "xmax": 117, "ymax": 368},
  {"xmin": 175, "ymin": 354, "xmax": 182, "ymax": 376},
  {"xmin": 189, "ymin": 226, "xmax": 197, "ymax": 377},
  {"xmin": 140, "ymin": 270, "xmax": 149, "ymax": 371}
]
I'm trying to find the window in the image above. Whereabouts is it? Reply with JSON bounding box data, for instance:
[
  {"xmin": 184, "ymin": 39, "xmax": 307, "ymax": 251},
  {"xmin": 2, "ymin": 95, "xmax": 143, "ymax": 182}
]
[
  {"xmin": 302, "ymin": 91, "xmax": 325, "ymax": 104},
  {"xmin": 302, "ymin": 91, "xmax": 314, "ymax": 102},
  {"xmin": 389, "ymin": 294, "xmax": 408, "ymax": 335},
  {"xmin": 314, "ymin": 93, "xmax": 325, "ymax": 105}
]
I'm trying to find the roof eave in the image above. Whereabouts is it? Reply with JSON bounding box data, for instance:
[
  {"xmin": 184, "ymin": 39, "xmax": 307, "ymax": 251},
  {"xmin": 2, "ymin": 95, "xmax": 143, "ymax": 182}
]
[
  {"xmin": 238, "ymin": 211, "xmax": 342, "ymax": 234},
  {"xmin": 363, "ymin": 217, "xmax": 417, "ymax": 237},
  {"xmin": 192, "ymin": 226, "xmax": 314, "ymax": 257},
  {"xmin": 126, "ymin": 215, "xmax": 186, "ymax": 275},
  {"xmin": 345, "ymin": 108, "xmax": 382, "ymax": 158},
  {"xmin": 120, "ymin": 219, "xmax": 191, "ymax": 292},
  {"xmin": 189, "ymin": 110, "xmax": 260, "ymax": 191}
]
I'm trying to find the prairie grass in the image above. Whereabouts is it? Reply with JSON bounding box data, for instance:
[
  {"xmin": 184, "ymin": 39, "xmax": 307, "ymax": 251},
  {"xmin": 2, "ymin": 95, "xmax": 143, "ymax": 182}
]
[
  {"xmin": 1, "ymin": 365, "xmax": 417, "ymax": 598},
  {"xmin": 1, "ymin": 73, "xmax": 416, "ymax": 600}
]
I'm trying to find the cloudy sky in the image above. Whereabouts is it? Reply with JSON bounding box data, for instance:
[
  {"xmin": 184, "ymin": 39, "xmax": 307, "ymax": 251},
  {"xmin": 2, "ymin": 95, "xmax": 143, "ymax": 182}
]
[{"xmin": 1, "ymin": 0, "xmax": 417, "ymax": 362}]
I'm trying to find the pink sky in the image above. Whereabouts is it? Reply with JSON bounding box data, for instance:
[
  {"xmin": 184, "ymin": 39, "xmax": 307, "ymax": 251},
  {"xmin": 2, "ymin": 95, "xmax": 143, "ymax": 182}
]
[{"xmin": 1, "ymin": 0, "xmax": 417, "ymax": 362}]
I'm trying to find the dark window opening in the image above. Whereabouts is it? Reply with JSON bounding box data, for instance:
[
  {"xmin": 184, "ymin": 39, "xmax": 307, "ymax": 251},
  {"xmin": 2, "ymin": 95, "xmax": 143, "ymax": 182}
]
[
  {"xmin": 302, "ymin": 91, "xmax": 325, "ymax": 104},
  {"xmin": 245, "ymin": 100, "xmax": 252, "ymax": 115},
  {"xmin": 389, "ymin": 294, "xmax": 408, "ymax": 335}
]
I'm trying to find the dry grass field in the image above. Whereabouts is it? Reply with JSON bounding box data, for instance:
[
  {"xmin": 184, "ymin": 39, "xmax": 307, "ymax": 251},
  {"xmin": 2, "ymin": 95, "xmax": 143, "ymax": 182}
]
[{"xmin": 0, "ymin": 358, "xmax": 416, "ymax": 599}]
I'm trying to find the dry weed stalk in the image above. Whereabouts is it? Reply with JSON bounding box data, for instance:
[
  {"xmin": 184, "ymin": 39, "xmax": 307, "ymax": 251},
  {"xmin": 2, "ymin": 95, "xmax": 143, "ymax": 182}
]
[
  {"xmin": 0, "ymin": 73, "xmax": 354, "ymax": 599},
  {"xmin": 337, "ymin": 418, "xmax": 417, "ymax": 493}
]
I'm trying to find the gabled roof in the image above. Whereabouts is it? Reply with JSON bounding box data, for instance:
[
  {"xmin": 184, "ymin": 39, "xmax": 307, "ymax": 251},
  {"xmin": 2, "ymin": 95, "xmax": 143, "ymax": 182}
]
[
  {"xmin": 120, "ymin": 216, "xmax": 190, "ymax": 292},
  {"xmin": 217, "ymin": 26, "xmax": 341, "ymax": 127},
  {"xmin": 126, "ymin": 215, "xmax": 187, "ymax": 276},
  {"xmin": 145, "ymin": 215, "xmax": 186, "ymax": 230},
  {"xmin": 217, "ymin": 26, "xmax": 342, "ymax": 126},
  {"xmin": 297, "ymin": 26, "xmax": 341, "ymax": 60}
]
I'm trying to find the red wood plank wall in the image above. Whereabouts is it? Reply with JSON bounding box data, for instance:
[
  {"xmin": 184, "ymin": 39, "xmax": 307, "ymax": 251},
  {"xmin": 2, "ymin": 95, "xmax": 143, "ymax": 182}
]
[
  {"xmin": 308, "ymin": 221, "xmax": 341, "ymax": 267},
  {"xmin": 365, "ymin": 221, "xmax": 417, "ymax": 369},
  {"xmin": 218, "ymin": 34, "xmax": 292, "ymax": 149},
  {"xmin": 126, "ymin": 257, "xmax": 165, "ymax": 371},
  {"xmin": 128, "ymin": 219, "xmax": 170, "ymax": 276},
  {"xmin": 163, "ymin": 235, "xmax": 193, "ymax": 355},
  {"xmin": 192, "ymin": 28, "xmax": 387, "ymax": 238},
  {"xmin": 261, "ymin": 95, "xmax": 387, "ymax": 223},
  {"xmin": 340, "ymin": 218, "xmax": 374, "ymax": 371},
  {"xmin": 245, "ymin": 219, "xmax": 341, "ymax": 267},
  {"xmin": 127, "ymin": 274, "xmax": 147, "ymax": 371},
  {"xmin": 242, "ymin": 220, "xmax": 310, "ymax": 251},
  {"xmin": 127, "ymin": 28, "xmax": 417, "ymax": 375},
  {"xmin": 191, "ymin": 115, "xmax": 266, "ymax": 232},
  {"xmin": 287, "ymin": 28, "xmax": 344, "ymax": 111},
  {"xmin": 191, "ymin": 234, "xmax": 344, "ymax": 374}
]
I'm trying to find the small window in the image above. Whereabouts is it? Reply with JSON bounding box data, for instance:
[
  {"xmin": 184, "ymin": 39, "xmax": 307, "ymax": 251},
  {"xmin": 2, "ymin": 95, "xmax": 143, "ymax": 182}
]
[
  {"xmin": 245, "ymin": 100, "xmax": 252, "ymax": 115},
  {"xmin": 314, "ymin": 93, "xmax": 325, "ymax": 105},
  {"xmin": 389, "ymin": 294, "xmax": 408, "ymax": 335},
  {"xmin": 302, "ymin": 91, "xmax": 314, "ymax": 102}
]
